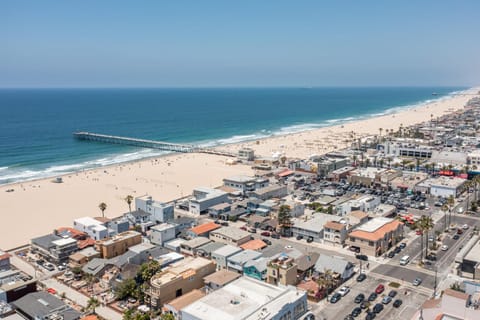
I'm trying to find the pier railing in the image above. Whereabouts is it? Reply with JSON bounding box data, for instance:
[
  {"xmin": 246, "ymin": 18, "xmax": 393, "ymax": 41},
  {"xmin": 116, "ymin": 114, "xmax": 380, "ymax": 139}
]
[{"xmin": 73, "ymin": 132, "xmax": 236, "ymax": 157}]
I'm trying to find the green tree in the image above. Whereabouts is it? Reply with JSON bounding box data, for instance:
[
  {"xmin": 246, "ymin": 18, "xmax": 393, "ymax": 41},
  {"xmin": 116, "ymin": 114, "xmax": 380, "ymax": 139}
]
[
  {"xmin": 99, "ymin": 202, "xmax": 107, "ymax": 218},
  {"xmin": 86, "ymin": 297, "xmax": 100, "ymax": 315},
  {"xmin": 116, "ymin": 278, "xmax": 137, "ymax": 300},
  {"xmin": 125, "ymin": 195, "xmax": 134, "ymax": 213},
  {"xmin": 137, "ymin": 260, "xmax": 161, "ymax": 284},
  {"xmin": 447, "ymin": 195, "xmax": 455, "ymax": 226},
  {"xmin": 278, "ymin": 205, "xmax": 292, "ymax": 236},
  {"xmin": 161, "ymin": 314, "xmax": 175, "ymax": 320},
  {"xmin": 419, "ymin": 215, "xmax": 434, "ymax": 259}
]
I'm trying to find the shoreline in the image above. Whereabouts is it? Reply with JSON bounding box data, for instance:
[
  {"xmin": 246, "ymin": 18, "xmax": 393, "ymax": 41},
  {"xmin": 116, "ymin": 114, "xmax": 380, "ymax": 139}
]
[
  {"xmin": 1, "ymin": 87, "xmax": 479, "ymax": 250},
  {"xmin": 0, "ymin": 87, "xmax": 474, "ymax": 188}
]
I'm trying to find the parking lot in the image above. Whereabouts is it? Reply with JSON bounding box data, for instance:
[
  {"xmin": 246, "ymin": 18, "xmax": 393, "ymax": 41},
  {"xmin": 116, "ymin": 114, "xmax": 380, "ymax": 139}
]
[{"xmin": 312, "ymin": 273, "xmax": 430, "ymax": 320}]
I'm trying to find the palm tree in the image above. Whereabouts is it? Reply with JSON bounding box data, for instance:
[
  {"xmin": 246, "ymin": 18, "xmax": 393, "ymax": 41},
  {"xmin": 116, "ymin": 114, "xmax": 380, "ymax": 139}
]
[
  {"xmin": 447, "ymin": 195, "xmax": 455, "ymax": 227},
  {"xmin": 86, "ymin": 297, "xmax": 100, "ymax": 315},
  {"xmin": 441, "ymin": 204, "xmax": 449, "ymax": 230},
  {"xmin": 415, "ymin": 220, "xmax": 424, "ymax": 263},
  {"xmin": 98, "ymin": 202, "xmax": 107, "ymax": 218},
  {"xmin": 125, "ymin": 195, "xmax": 134, "ymax": 213},
  {"xmin": 419, "ymin": 215, "xmax": 434, "ymax": 259},
  {"xmin": 317, "ymin": 269, "xmax": 335, "ymax": 300}
]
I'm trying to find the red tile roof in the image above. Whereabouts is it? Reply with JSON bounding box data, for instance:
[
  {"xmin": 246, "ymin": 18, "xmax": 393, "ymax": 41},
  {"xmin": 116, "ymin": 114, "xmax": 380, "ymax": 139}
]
[
  {"xmin": 349, "ymin": 220, "xmax": 403, "ymax": 242},
  {"xmin": 240, "ymin": 239, "xmax": 267, "ymax": 251},
  {"xmin": 189, "ymin": 222, "xmax": 221, "ymax": 236}
]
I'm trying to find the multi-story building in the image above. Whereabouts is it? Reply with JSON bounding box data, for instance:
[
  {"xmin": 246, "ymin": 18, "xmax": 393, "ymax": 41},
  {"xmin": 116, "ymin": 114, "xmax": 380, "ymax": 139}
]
[
  {"xmin": 346, "ymin": 217, "xmax": 404, "ymax": 256},
  {"xmin": 211, "ymin": 245, "xmax": 242, "ymax": 271},
  {"xmin": 150, "ymin": 223, "xmax": 176, "ymax": 246},
  {"xmin": 237, "ymin": 148, "xmax": 255, "ymax": 161},
  {"xmin": 223, "ymin": 176, "xmax": 269, "ymax": 194},
  {"xmin": 209, "ymin": 226, "xmax": 251, "ymax": 247},
  {"xmin": 181, "ymin": 277, "xmax": 308, "ymax": 320},
  {"xmin": 95, "ymin": 231, "xmax": 142, "ymax": 259},
  {"xmin": 146, "ymin": 257, "xmax": 216, "ymax": 309},
  {"xmin": 135, "ymin": 195, "xmax": 174, "ymax": 223},
  {"xmin": 189, "ymin": 187, "xmax": 230, "ymax": 215},
  {"xmin": 323, "ymin": 221, "xmax": 347, "ymax": 245},
  {"xmin": 0, "ymin": 251, "xmax": 11, "ymax": 271},
  {"xmin": 31, "ymin": 233, "xmax": 78, "ymax": 264},
  {"xmin": 243, "ymin": 257, "xmax": 268, "ymax": 281},
  {"xmin": 227, "ymin": 250, "xmax": 262, "ymax": 273},
  {"xmin": 73, "ymin": 217, "xmax": 109, "ymax": 240},
  {"xmin": 266, "ymin": 254, "xmax": 298, "ymax": 286}
]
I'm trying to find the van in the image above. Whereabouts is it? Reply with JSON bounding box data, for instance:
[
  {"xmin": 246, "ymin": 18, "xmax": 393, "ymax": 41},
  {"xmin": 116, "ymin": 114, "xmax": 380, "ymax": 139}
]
[{"xmin": 400, "ymin": 255, "xmax": 410, "ymax": 266}]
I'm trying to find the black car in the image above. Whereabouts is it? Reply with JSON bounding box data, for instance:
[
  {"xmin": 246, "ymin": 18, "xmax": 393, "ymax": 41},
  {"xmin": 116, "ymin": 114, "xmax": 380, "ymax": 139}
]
[
  {"xmin": 368, "ymin": 293, "xmax": 377, "ymax": 301},
  {"xmin": 296, "ymin": 235, "xmax": 303, "ymax": 240},
  {"xmin": 453, "ymin": 234, "xmax": 460, "ymax": 240},
  {"xmin": 399, "ymin": 242, "xmax": 407, "ymax": 249},
  {"xmin": 388, "ymin": 290, "xmax": 398, "ymax": 298},
  {"xmin": 262, "ymin": 238, "xmax": 272, "ymax": 245},
  {"xmin": 351, "ymin": 307, "xmax": 362, "ymax": 317},
  {"xmin": 271, "ymin": 233, "xmax": 280, "ymax": 239},
  {"xmin": 306, "ymin": 237, "xmax": 314, "ymax": 243},
  {"xmin": 355, "ymin": 293, "xmax": 365, "ymax": 303},
  {"xmin": 387, "ymin": 251, "xmax": 395, "ymax": 258},
  {"xmin": 356, "ymin": 254, "xmax": 368, "ymax": 261},
  {"xmin": 357, "ymin": 273, "xmax": 367, "ymax": 282},
  {"xmin": 393, "ymin": 299, "xmax": 403, "ymax": 308},
  {"xmin": 373, "ymin": 303, "xmax": 384, "ymax": 313},
  {"xmin": 394, "ymin": 246, "xmax": 401, "ymax": 254},
  {"xmin": 330, "ymin": 293, "xmax": 342, "ymax": 303},
  {"xmin": 426, "ymin": 253, "xmax": 437, "ymax": 261},
  {"xmin": 365, "ymin": 312, "xmax": 376, "ymax": 320}
]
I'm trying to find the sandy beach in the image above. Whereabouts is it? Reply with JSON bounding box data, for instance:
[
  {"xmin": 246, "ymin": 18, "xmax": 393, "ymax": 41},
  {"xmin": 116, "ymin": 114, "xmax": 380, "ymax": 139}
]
[{"xmin": 1, "ymin": 88, "xmax": 478, "ymax": 250}]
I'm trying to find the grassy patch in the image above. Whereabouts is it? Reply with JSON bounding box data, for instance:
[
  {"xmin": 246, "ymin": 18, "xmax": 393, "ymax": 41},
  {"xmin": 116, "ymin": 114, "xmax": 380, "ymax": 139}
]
[{"xmin": 389, "ymin": 282, "xmax": 400, "ymax": 288}]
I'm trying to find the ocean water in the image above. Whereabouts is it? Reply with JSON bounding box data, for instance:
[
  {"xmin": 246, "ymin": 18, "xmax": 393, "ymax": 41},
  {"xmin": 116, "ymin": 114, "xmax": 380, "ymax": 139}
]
[{"xmin": 0, "ymin": 87, "xmax": 467, "ymax": 185}]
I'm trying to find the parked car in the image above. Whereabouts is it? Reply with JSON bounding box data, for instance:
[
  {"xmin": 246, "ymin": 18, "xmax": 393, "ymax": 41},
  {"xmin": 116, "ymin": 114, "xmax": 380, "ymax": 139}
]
[
  {"xmin": 330, "ymin": 293, "xmax": 342, "ymax": 303},
  {"xmin": 394, "ymin": 246, "xmax": 401, "ymax": 254},
  {"xmin": 368, "ymin": 293, "xmax": 377, "ymax": 301},
  {"xmin": 365, "ymin": 312, "xmax": 376, "ymax": 320},
  {"xmin": 457, "ymin": 229, "xmax": 463, "ymax": 235},
  {"xmin": 393, "ymin": 299, "xmax": 403, "ymax": 308},
  {"xmin": 387, "ymin": 251, "xmax": 395, "ymax": 258},
  {"xmin": 262, "ymin": 238, "xmax": 272, "ymax": 245},
  {"xmin": 381, "ymin": 296, "xmax": 392, "ymax": 304},
  {"xmin": 355, "ymin": 293, "xmax": 365, "ymax": 303},
  {"xmin": 441, "ymin": 245, "xmax": 449, "ymax": 251},
  {"xmin": 426, "ymin": 253, "xmax": 437, "ymax": 261},
  {"xmin": 296, "ymin": 235, "xmax": 303, "ymax": 240},
  {"xmin": 306, "ymin": 237, "xmax": 314, "ymax": 243},
  {"xmin": 338, "ymin": 286, "xmax": 350, "ymax": 296},
  {"xmin": 373, "ymin": 303, "xmax": 384, "ymax": 313},
  {"xmin": 271, "ymin": 233, "xmax": 280, "ymax": 239},
  {"xmin": 356, "ymin": 254, "xmax": 368, "ymax": 261},
  {"xmin": 388, "ymin": 290, "xmax": 397, "ymax": 298},
  {"xmin": 453, "ymin": 234, "xmax": 460, "ymax": 240},
  {"xmin": 351, "ymin": 307, "xmax": 362, "ymax": 317},
  {"xmin": 356, "ymin": 273, "xmax": 367, "ymax": 282},
  {"xmin": 399, "ymin": 242, "xmax": 407, "ymax": 249},
  {"xmin": 462, "ymin": 224, "xmax": 469, "ymax": 230},
  {"xmin": 261, "ymin": 231, "xmax": 270, "ymax": 237},
  {"xmin": 412, "ymin": 278, "xmax": 422, "ymax": 286},
  {"xmin": 375, "ymin": 284, "xmax": 385, "ymax": 294},
  {"xmin": 43, "ymin": 263, "xmax": 55, "ymax": 271},
  {"xmin": 349, "ymin": 246, "xmax": 361, "ymax": 253}
]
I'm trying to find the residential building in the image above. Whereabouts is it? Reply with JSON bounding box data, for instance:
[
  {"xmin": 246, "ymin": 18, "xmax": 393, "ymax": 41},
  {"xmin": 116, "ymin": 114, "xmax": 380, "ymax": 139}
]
[
  {"xmin": 208, "ymin": 203, "xmax": 231, "ymax": 220},
  {"xmin": 337, "ymin": 195, "xmax": 381, "ymax": 215},
  {"xmin": 237, "ymin": 148, "xmax": 255, "ymax": 161},
  {"xmin": 95, "ymin": 231, "xmax": 142, "ymax": 259},
  {"xmin": 209, "ymin": 227, "xmax": 251, "ymax": 247},
  {"xmin": 255, "ymin": 200, "xmax": 277, "ymax": 217},
  {"xmin": 239, "ymin": 239, "xmax": 267, "ymax": 251},
  {"xmin": 223, "ymin": 176, "xmax": 269, "ymax": 194},
  {"xmin": 156, "ymin": 252, "xmax": 184, "ymax": 268},
  {"xmin": 323, "ymin": 221, "xmax": 347, "ymax": 245},
  {"xmin": 181, "ymin": 277, "xmax": 308, "ymax": 320},
  {"xmin": 164, "ymin": 289, "xmax": 206, "ymax": 320},
  {"xmin": 12, "ymin": 292, "xmax": 82, "ymax": 320},
  {"xmin": 189, "ymin": 187, "xmax": 229, "ymax": 215},
  {"xmin": 150, "ymin": 223, "xmax": 176, "ymax": 246},
  {"xmin": 73, "ymin": 217, "xmax": 109, "ymax": 240},
  {"xmin": 125, "ymin": 209, "xmax": 152, "ymax": 227},
  {"xmin": 291, "ymin": 214, "xmax": 338, "ymax": 242},
  {"xmin": 243, "ymin": 257, "xmax": 268, "ymax": 281},
  {"xmin": 68, "ymin": 247, "xmax": 100, "ymax": 268},
  {"xmin": 31, "ymin": 233, "xmax": 78, "ymax": 264},
  {"xmin": 164, "ymin": 238, "xmax": 187, "ymax": 253},
  {"xmin": 468, "ymin": 149, "xmax": 480, "ymax": 166},
  {"xmin": 180, "ymin": 237, "xmax": 212, "ymax": 256},
  {"xmin": 314, "ymin": 254, "xmax": 355, "ymax": 281},
  {"xmin": 195, "ymin": 242, "xmax": 225, "ymax": 259},
  {"xmin": 227, "ymin": 250, "xmax": 262, "ymax": 273},
  {"xmin": 211, "ymin": 245, "xmax": 242, "ymax": 271},
  {"xmin": 0, "ymin": 270, "xmax": 36, "ymax": 303},
  {"xmin": 145, "ymin": 257, "xmax": 216, "ymax": 309},
  {"xmin": 346, "ymin": 217, "xmax": 404, "ymax": 256},
  {"xmin": 135, "ymin": 195, "xmax": 174, "ymax": 223},
  {"xmin": 0, "ymin": 251, "xmax": 11, "ymax": 271},
  {"xmin": 411, "ymin": 288, "xmax": 480, "ymax": 320},
  {"xmin": 295, "ymin": 252, "xmax": 320, "ymax": 281},
  {"xmin": 298, "ymin": 279, "xmax": 325, "ymax": 302},
  {"xmin": 203, "ymin": 269, "xmax": 241, "ymax": 291},
  {"xmin": 186, "ymin": 222, "xmax": 221, "ymax": 239},
  {"xmin": 266, "ymin": 253, "xmax": 298, "ymax": 286},
  {"xmin": 247, "ymin": 185, "xmax": 288, "ymax": 201}
]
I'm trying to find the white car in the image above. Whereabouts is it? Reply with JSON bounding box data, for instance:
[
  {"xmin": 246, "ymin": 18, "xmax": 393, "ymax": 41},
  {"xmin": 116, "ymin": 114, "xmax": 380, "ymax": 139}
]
[
  {"xmin": 462, "ymin": 224, "xmax": 469, "ymax": 230},
  {"xmin": 441, "ymin": 245, "xmax": 449, "ymax": 251},
  {"xmin": 338, "ymin": 286, "xmax": 350, "ymax": 296}
]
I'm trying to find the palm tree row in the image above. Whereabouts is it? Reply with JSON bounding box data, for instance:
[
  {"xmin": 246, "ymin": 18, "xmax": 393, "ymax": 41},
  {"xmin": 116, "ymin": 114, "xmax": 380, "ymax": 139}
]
[{"xmin": 416, "ymin": 215, "xmax": 434, "ymax": 260}]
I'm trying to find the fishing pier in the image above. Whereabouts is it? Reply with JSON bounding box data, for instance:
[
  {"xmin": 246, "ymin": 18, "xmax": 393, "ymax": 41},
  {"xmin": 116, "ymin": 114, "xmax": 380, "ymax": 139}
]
[{"xmin": 73, "ymin": 132, "xmax": 236, "ymax": 157}]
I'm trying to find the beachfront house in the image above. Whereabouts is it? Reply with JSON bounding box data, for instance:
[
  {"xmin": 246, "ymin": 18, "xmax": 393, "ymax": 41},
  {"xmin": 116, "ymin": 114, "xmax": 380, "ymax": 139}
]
[
  {"xmin": 150, "ymin": 223, "xmax": 176, "ymax": 246},
  {"xmin": 73, "ymin": 217, "xmax": 109, "ymax": 240},
  {"xmin": 31, "ymin": 233, "xmax": 78, "ymax": 264},
  {"xmin": 223, "ymin": 175, "xmax": 269, "ymax": 195},
  {"xmin": 135, "ymin": 195, "xmax": 174, "ymax": 223},
  {"xmin": 189, "ymin": 187, "xmax": 229, "ymax": 215}
]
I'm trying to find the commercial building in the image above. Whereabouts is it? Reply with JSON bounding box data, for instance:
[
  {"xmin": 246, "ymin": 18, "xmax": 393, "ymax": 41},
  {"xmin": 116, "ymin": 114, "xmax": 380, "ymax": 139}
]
[
  {"xmin": 181, "ymin": 277, "xmax": 308, "ymax": 320},
  {"xmin": 189, "ymin": 187, "xmax": 229, "ymax": 215},
  {"xmin": 418, "ymin": 176, "xmax": 467, "ymax": 198},
  {"xmin": 209, "ymin": 227, "xmax": 251, "ymax": 247},
  {"xmin": 266, "ymin": 254, "xmax": 298, "ymax": 286},
  {"xmin": 135, "ymin": 195, "xmax": 174, "ymax": 223},
  {"xmin": 346, "ymin": 217, "xmax": 404, "ymax": 256},
  {"xmin": 211, "ymin": 245, "xmax": 242, "ymax": 271},
  {"xmin": 31, "ymin": 233, "xmax": 78, "ymax": 264},
  {"xmin": 164, "ymin": 289, "xmax": 206, "ymax": 320},
  {"xmin": 95, "ymin": 231, "xmax": 142, "ymax": 259},
  {"xmin": 150, "ymin": 223, "xmax": 176, "ymax": 246},
  {"xmin": 73, "ymin": 217, "xmax": 109, "ymax": 240},
  {"xmin": 223, "ymin": 176, "xmax": 269, "ymax": 194},
  {"xmin": 146, "ymin": 257, "xmax": 216, "ymax": 309},
  {"xmin": 247, "ymin": 185, "xmax": 288, "ymax": 201},
  {"xmin": 348, "ymin": 167, "xmax": 388, "ymax": 186}
]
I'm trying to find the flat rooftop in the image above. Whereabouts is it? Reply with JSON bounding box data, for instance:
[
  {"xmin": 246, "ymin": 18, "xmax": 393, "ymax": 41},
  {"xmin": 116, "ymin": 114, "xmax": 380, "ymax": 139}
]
[
  {"xmin": 356, "ymin": 217, "xmax": 394, "ymax": 233},
  {"xmin": 96, "ymin": 231, "xmax": 140, "ymax": 246},
  {"xmin": 464, "ymin": 238, "xmax": 480, "ymax": 263}
]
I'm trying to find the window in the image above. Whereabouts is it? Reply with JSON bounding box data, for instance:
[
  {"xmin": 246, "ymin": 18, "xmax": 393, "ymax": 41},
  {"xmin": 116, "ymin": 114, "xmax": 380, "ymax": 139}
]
[{"xmin": 369, "ymin": 241, "xmax": 374, "ymax": 246}]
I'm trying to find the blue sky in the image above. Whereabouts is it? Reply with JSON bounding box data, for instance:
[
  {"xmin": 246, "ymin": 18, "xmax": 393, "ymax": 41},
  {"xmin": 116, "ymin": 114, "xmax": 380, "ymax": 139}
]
[{"xmin": 1, "ymin": 1, "xmax": 480, "ymax": 87}]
